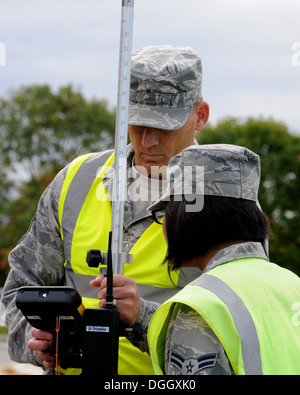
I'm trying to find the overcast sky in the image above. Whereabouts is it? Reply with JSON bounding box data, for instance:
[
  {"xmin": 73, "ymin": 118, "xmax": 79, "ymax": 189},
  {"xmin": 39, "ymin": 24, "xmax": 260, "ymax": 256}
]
[{"xmin": 1, "ymin": 0, "xmax": 300, "ymax": 134}]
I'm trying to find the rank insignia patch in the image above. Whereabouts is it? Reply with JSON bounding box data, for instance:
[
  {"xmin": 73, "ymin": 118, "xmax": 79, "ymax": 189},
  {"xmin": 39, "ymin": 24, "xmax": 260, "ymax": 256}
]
[{"xmin": 170, "ymin": 351, "xmax": 218, "ymax": 374}]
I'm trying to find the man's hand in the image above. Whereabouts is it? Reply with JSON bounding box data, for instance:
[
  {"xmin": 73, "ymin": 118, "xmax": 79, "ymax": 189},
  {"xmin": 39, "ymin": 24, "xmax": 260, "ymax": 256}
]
[
  {"xmin": 90, "ymin": 274, "xmax": 141, "ymax": 327},
  {"xmin": 27, "ymin": 328, "xmax": 56, "ymax": 369}
]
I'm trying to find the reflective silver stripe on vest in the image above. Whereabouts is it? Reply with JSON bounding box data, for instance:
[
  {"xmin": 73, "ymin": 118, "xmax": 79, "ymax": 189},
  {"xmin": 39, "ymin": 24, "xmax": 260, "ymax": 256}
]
[
  {"xmin": 194, "ymin": 274, "xmax": 263, "ymax": 375},
  {"xmin": 62, "ymin": 151, "xmax": 113, "ymax": 264},
  {"xmin": 65, "ymin": 264, "xmax": 200, "ymax": 304},
  {"xmin": 62, "ymin": 151, "xmax": 202, "ymax": 304}
]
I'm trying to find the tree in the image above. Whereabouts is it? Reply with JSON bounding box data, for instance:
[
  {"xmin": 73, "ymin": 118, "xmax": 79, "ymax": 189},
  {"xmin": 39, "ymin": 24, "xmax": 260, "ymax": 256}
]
[
  {"xmin": 197, "ymin": 117, "xmax": 300, "ymax": 275},
  {"xmin": 0, "ymin": 84, "xmax": 116, "ymax": 179},
  {"xmin": 0, "ymin": 84, "xmax": 116, "ymax": 284}
]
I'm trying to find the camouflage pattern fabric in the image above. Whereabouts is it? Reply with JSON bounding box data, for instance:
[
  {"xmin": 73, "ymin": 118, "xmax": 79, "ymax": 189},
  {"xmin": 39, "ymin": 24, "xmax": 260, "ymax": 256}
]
[
  {"xmin": 129, "ymin": 45, "xmax": 203, "ymax": 131},
  {"xmin": 165, "ymin": 304, "xmax": 232, "ymax": 375},
  {"xmin": 148, "ymin": 144, "xmax": 261, "ymax": 213},
  {"xmin": 0, "ymin": 146, "xmax": 164, "ymax": 369}
]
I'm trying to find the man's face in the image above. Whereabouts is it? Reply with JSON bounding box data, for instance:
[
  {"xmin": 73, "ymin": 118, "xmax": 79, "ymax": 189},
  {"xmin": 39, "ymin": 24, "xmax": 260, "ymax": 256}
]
[{"xmin": 128, "ymin": 102, "xmax": 209, "ymax": 177}]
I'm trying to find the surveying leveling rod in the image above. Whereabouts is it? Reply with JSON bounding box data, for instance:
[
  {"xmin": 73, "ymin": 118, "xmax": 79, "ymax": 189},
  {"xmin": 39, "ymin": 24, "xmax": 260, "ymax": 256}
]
[
  {"xmin": 111, "ymin": 0, "xmax": 135, "ymax": 276},
  {"xmin": 15, "ymin": 1, "xmax": 136, "ymax": 376}
]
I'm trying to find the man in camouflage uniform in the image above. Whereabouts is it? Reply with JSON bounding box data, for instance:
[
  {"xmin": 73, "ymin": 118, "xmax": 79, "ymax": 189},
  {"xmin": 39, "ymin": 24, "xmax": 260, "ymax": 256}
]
[
  {"xmin": 0, "ymin": 45, "xmax": 209, "ymax": 372},
  {"xmin": 96, "ymin": 144, "xmax": 300, "ymax": 375}
]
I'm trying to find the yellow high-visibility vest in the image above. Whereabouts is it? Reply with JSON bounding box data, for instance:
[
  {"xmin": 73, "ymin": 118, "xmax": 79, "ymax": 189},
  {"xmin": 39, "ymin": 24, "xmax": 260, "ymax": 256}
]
[
  {"xmin": 148, "ymin": 257, "xmax": 300, "ymax": 375},
  {"xmin": 58, "ymin": 151, "xmax": 184, "ymax": 375}
]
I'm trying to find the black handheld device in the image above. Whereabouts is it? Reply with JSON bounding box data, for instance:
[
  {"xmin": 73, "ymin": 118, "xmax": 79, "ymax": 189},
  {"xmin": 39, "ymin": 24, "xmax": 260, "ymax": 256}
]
[
  {"xmin": 81, "ymin": 231, "xmax": 120, "ymax": 375},
  {"xmin": 16, "ymin": 286, "xmax": 84, "ymax": 333},
  {"xmin": 16, "ymin": 286, "xmax": 85, "ymax": 369},
  {"xmin": 16, "ymin": 232, "xmax": 121, "ymax": 375}
]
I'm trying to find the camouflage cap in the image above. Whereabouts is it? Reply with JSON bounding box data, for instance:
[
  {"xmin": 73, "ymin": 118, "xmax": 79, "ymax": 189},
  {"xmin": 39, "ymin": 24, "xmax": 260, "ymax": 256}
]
[
  {"xmin": 128, "ymin": 45, "xmax": 202, "ymax": 131},
  {"xmin": 148, "ymin": 144, "xmax": 261, "ymax": 212}
]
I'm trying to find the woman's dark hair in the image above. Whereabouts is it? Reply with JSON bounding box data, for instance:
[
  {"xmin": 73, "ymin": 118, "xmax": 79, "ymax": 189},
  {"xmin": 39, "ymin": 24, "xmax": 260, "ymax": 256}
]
[{"xmin": 163, "ymin": 195, "xmax": 270, "ymax": 272}]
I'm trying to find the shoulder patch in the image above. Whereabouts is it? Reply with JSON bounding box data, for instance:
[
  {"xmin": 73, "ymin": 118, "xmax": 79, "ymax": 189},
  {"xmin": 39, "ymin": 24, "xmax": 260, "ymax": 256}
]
[{"xmin": 170, "ymin": 351, "xmax": 218, "ymax": 374}]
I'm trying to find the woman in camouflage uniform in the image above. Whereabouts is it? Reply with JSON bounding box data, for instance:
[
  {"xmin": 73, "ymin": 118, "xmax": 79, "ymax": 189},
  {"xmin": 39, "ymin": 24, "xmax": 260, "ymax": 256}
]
[{"xmin": 94, "ymin": 144, "xmax": 300, "ymax": 375}]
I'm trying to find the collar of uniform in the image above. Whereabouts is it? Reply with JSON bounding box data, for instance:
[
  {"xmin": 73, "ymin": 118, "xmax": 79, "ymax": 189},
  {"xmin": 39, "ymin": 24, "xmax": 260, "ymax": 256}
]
[
  {"xmin": 102, "ymin": 139, "xmax": 200, "ymax": 192},
  {"xmin": 203, "ymin": 242, "xmax": 269, "ymax": 274},
  {"xmin": 102, "ymin": 139, "xmax": 200, "ymax": 226}
]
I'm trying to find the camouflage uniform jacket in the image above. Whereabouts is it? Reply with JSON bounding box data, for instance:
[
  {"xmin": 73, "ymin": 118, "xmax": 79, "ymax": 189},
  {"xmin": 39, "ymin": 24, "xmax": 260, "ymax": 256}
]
[
  {"xmin": 128, "ymin": 242, "xmax": 269, "ymax": 375},
  {"xmin": 0, "ymin": 144, "xmax": 201, "ymax": 369},
  {"xmin": 0, "ymin": 146, "xmax": 148, "ymax": 367}
]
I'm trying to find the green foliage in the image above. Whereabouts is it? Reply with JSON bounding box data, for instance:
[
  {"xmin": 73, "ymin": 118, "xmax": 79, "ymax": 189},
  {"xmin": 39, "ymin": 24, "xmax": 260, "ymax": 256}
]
[
  {"xmin": 0, "ymin": 86, "xmax": 299, "ymax": 284},
  {"xmin": 0, "ymin": 84, "xmax": 116, "ymax": 284},
  {"xmin": 197, "ymin": 117, "xmax": 300, "ymax": 275},
  {"xmin": 0, "ymin": 84, "xmax": 115, "ymax": 177}
]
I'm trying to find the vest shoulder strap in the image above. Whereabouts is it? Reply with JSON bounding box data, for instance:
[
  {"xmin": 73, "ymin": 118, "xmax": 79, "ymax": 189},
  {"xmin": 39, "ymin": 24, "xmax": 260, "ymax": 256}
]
[{"xmin": 58, "ymin": 150, "xmax": 114, "ymax": 256}]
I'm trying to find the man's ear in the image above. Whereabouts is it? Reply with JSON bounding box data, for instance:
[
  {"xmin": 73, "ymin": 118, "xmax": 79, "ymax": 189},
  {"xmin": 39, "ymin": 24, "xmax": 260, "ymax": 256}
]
[{"xmin": 195, "ymin": 101, "xmax": 210, "ymax": 131}]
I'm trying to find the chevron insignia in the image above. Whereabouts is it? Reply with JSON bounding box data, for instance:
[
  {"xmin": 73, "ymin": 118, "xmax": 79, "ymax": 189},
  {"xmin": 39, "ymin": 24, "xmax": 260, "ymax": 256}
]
[{"xmin": 170, "ymin": 351, "xmax": 218, "ymax": 374}]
